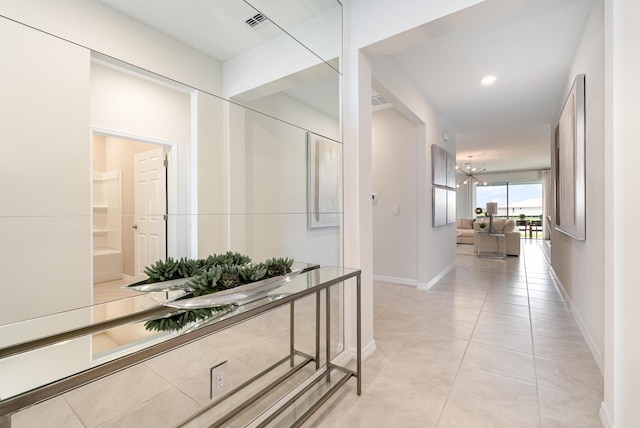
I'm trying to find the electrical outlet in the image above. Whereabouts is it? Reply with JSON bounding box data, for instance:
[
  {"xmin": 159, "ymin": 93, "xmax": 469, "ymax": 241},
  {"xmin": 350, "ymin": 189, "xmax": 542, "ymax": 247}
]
[{"xmin": 210, "ymin": 360, "xmax": 228, "ymax": 399}]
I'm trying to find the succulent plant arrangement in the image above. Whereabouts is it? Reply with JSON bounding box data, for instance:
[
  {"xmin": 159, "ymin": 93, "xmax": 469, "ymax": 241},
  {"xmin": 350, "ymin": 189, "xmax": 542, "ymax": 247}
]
[{"xmin": 142, "ymin": 252, "xmax": 294, "ymax": 332}]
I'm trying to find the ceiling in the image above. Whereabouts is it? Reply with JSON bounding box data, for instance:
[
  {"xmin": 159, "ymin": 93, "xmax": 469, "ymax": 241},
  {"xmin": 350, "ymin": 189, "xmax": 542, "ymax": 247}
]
[
  {"xmin": 365, "ymin": 0, "xmax": 595, "ymax": 174},
  {"xmin": 98, "ymin": 0, "xmax": 595, "ymax": 174},
  {"xmin": 98, "ymin": 0, "xmax": 341, "ymax": 119},
  {"xmin": 98, "ymin": 0, "xmax": 337, "ymax": 61}
]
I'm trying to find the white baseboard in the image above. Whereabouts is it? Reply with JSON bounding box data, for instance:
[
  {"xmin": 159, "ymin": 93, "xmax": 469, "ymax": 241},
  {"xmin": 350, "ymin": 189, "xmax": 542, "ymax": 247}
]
[
  {"xmin": 417, "ymin": 261, "xmax": 456, "ymax": 291},
  {"xmin": 600, "ymin": 401, "xmax": 614, "ymax": 428},
  {"xmin": 333, "ymin": 339, "xmax": 377, "ymax": 367},
  {"xmin": 372, "ymin": 274, "xmax": 417, "ymax": 287},
  {"xmin": 550, "ymin": 267, "xmax": 604, "ymax": 376}
]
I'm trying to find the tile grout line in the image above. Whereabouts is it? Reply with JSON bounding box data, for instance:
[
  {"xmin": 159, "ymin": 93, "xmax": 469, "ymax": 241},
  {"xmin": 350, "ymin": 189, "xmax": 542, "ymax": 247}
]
[
  {"xmin": 434, "ymin": 255, "xmax": 499, "ymax": 427},
  {"xmin": 523, "ymin": 241, "xmax": 544, "ymax": 428}
]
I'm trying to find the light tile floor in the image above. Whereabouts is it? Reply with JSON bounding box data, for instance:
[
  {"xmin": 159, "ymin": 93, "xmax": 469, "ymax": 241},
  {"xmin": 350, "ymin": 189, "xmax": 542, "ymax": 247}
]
[
  {"xmin": 11, "ymin": 240, "xmax": 603, "ymax": 427},
  {"xmin": 307, "ymin": 240, "xmax": 603, "ymax": 427}
]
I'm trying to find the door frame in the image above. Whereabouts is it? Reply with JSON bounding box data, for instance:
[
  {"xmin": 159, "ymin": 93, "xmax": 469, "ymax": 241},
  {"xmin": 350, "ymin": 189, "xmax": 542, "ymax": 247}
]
[{"xmin": 90, "ymin": 127, "xmax": 181, "ymax": 281}]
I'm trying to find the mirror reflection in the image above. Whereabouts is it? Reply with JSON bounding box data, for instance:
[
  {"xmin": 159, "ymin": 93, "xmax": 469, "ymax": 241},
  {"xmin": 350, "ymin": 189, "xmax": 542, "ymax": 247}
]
[
  {"xmin": 0, "ymin": 0, "xmax": 342, "ymax": 333},
  {"xmin": 0, "ymin": 0, "xmax": 343, "ymax": 406}
]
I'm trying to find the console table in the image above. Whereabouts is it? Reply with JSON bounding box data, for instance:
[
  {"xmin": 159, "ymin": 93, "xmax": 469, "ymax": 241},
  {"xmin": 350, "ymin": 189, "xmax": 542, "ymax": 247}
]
[{"xmin": 0, "ymin": 265, "xmax": 362, "ymax": 427}]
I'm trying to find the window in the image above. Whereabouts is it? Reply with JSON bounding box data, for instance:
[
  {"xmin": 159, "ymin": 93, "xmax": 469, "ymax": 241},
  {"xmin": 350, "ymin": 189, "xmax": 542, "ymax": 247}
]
[{"xmin": 476, "ymin": 182, "xmax": 542, "ymax": 218}]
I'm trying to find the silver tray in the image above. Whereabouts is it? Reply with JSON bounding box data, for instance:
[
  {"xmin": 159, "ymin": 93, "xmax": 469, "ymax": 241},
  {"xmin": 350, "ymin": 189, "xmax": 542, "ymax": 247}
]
[
  {"xmin": 164, "ymin": 269, "xmax": 303, "ymax": 309},
  {"xmin": 121, "ymin": 277, "xmax": 194, "ymax": 293}
]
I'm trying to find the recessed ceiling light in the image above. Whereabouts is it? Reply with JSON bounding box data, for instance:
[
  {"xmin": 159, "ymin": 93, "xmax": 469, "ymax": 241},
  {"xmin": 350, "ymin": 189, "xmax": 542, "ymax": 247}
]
[{"xmin": 481, "ymin": 75, "xmax": 497, "ymax": 85}]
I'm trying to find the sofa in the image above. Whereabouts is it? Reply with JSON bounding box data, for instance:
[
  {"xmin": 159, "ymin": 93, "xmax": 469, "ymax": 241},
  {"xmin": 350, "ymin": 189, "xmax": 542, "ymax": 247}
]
[
  {"xmin": 473, "ymin": 218, "xmax": 521, "ymax": 256},
  {"xmin": 456, "ymin": 218, "xmax": 477, "ymax": 244},
  {"xmin": 456, "ymin": 217, "xmax": 521, "ymax": 256}
]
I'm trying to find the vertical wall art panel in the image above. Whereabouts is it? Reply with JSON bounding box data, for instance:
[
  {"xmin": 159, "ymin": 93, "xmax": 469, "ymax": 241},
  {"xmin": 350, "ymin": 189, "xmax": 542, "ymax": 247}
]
[
  {"xmin": 447, "ymin": 189, "xmax": 457, "ymax": 224},
  {"xmin": 555, "ymin": 74, "xmax": 586, "ymax": 240},
  {"xmin": 446, "ymin": 152, "xmax": 456, "ymax": 188},
  {"xmin": 433, "ymin": 187, "xmax": 447, "ymax": 227},
  {"xmin": 308, "ymin": 132, "xmax": 341, "ymax": 229},
  {"xmin": 431, "ymin": 145, "xmax": 447, "ymax": 187},
  {"xmin": 431, "ymin": 145, "xmax": 456, "ymax": 227}
]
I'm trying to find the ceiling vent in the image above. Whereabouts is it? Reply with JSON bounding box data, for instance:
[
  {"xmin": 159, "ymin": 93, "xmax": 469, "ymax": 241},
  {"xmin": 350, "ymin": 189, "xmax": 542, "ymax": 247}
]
[
  {"xmin": 244, "ymin": 12, "xmax": 268, "ymax": 28},
  {"xmin": 371, "ymin": 95, "xmax": 388, "ymax": 107}
]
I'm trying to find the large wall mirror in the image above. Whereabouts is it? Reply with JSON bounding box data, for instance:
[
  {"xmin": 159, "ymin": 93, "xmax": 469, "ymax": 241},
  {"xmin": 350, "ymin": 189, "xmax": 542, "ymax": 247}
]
[{"xmin": 0, "ymin": 0, "xmax": 342, "ymax": 401}]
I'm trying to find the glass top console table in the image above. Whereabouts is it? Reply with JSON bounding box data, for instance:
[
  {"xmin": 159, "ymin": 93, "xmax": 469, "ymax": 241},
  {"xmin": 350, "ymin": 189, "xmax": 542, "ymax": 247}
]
[
  {"xmin": 476, "ymin": 231, "xmax": 506, "ymax": 259},
  {"xmin": 0, "ymin": 265, "xmax": 362, "ymax": 427}
]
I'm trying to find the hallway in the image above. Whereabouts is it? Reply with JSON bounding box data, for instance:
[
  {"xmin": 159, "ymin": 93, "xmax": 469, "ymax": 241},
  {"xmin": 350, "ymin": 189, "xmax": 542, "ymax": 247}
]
[{"xmin": 309, "ymin": 240, "xmax": 603, "ymax": 427}]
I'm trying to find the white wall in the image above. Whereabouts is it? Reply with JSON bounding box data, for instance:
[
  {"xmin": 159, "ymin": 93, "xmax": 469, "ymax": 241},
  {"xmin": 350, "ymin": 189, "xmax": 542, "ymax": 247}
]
[
  {"xmin": 0, "ymin": 0, "xmax": 223, "ymax": 95},
  {"xmin": 342, "ymin": 0, "xmax": 479, "ymax": 356},
  {"xmin": 370, "ymin": 55, "xmax": 458, "ymax": 289},
  {"xmin": 550, "ymin": 0, "xmax": 605, "ymax": 371},
  {"xmin": 372, "ymin": 108, "xmax": 417, "ymax": 284},
  {"xmin": 91, "ymin": 63, "xmax": 191, "ymax": 147},
  {"xmin": 0, "ymin": 0, "xmax": 223, "ymax": 326},
  {"xmin": 223, "ymin": 6, "xmax": 342, "ymax": 99},
  {"xmin": 0, "ymin": 18, "xmax": 92, "ymax": 325},
  {"xmin": 603, "ymin": 0, "xmax": 640, "ymax": 425},
  {"xmin": 228, "ymin": 93, "xmax": 341, "ymax": 266}
]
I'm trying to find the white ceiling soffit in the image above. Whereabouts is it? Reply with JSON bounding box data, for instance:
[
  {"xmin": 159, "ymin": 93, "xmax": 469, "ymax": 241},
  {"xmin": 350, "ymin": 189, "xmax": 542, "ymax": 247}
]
[
  {"xmin": 98, "ymin": 0, "xmax": 335, "ymax": 62},
  {"xmin": 364, "ymin": 0, "xmax": 594, "ymax": 173},
  {"xmin": 232, "ymin": 59, "xmax": 340, "ymax": 119}
]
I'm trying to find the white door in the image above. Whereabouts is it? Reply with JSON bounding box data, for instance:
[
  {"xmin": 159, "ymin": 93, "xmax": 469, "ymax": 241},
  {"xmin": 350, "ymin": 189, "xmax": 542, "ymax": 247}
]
[{"xmin": 134, "ymin": 147, "xmax": 167, "ymax": 278}]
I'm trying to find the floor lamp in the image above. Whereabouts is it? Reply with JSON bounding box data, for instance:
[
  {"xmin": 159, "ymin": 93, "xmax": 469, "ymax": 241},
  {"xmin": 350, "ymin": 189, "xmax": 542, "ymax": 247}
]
[{"xmin": 486, "ymin": 202, "xmax": 498, "ymax": 233}]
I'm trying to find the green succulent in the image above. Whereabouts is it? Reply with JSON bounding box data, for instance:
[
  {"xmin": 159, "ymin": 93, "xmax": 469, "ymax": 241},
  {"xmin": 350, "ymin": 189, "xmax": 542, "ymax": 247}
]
[
  {"xmin": 142, "ymin": 253, "xmax": 295, "ymax": 333},
  {"xmin": 218, "ymin": 264, "xmax": 242, "ymax": 289},
  {"xmin": 264, "ymin": 257, "xmax": 294, "ymax": 278},
  {"xmin": 186, "ymin": 266, "xmax": 223, "ymax": 297},
  {"xmin": 144, "ymin": 306, "xmax": 231, "ymax": 332},
  {"xmin": 239, "ymin": 263, "xmax": 267, "ymax": 283},
  {"xmin": 177, "ymin": 257, "xmax": 203, "ymax": 278},
  {"xmin": 203, "ymin": 251, "xmax": 252, "ymax": 268},
  {"xmin": 144, "ymin": 258, "xmax": 179, "ymax": 283}
]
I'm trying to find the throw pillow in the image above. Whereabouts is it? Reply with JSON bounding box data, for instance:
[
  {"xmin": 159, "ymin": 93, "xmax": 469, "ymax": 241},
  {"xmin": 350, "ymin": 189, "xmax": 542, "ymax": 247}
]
[
  {"xmin": 461, "ymin": 218, "xmax": 474, "ymax": 229},
  {"xmin": 492, "ymin": 219, "xmax": 506, "ymax": 231}
]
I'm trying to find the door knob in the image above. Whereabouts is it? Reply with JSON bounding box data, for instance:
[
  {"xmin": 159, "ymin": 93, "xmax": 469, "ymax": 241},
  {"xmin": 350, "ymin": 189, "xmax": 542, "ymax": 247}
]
[{"xmin": 132, "ymin": 224, "xmax": 138, "ymax": 230}]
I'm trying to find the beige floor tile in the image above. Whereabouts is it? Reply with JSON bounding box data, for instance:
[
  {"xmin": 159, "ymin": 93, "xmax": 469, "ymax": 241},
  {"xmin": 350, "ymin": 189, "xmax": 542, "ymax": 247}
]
[
  {"xmin": 482, "ymin": 300, "xmax": 531, "ymax": 318},
  {"xmin": 144, "ymin": 339, "xmax": 234, "ymax": 386},
  {"xmin": 488, "ymin": 286, "xmax": 529, "ymax": 297},
  {"xmin": 64, "ymin": 365, "xmax": 173, "ymax": 427},
  {"xmin": 535, "ymin": 356, "xmax": 603, "ymax": 396},
  {"xmin": 485, "ymin": 292, "xmax": 529, "ymax": 306},
  {"xmin": 531, "ymin": 318, "xmax": 584, "ymax": 343},
  {"xmin": 529, "ymin": 305, "xmax": 573, "ymax": 323},
  {"xmin": 373, "ymin": 330, "xmax": 414, "ymax": 358},
  {"xmin": 425, "ymin": 306, "xmax": 481, "ymax": 324},
  {"xmin": 380, "ymin": 347, "xmax": 460, "ymax": 395},
  {"xmin": 98, "ymin": 388, "xmax": 200, "ymax": 428},
  {"xmin": 336, "ymin": 376, "xmax": 447, "ymax": 428},
  {"xmin": 538, "ymin": 384, "xmax": 603, "ymax": 427},
  {"xmin": 462, "ymin": 341, "xmax": 536, "ymax": 383},
  {"xmin": 477, "ymin": 310, "xmax": 531, "ymax": 333},
  {"xmin": 12, "ymin": 396, "xmax": 83, "ymax": 428},
  {"xmin": 438, "ymin": 399, "xmax": 538, "ymax": 428},
  {"xmin": 528, "ymin": 289, "xmax": 564, "ymax": 301},
  {"xmin": 403, "ymin": 331, "xmax": 469, "ymax": 364},
  {"xmin": 416, "ymin": 316, "xmax": 476, "ymax": 340},
  {"xmin": 448, "ymin": 365, "xmax": 539, "ymax": 425},
  {"xmin": 471, "ymin": 323, "xmax": 533, "ymax": 354},
  {"xmin": 532, "ymin": 334, "xmax": 594, "ymax": 363}
]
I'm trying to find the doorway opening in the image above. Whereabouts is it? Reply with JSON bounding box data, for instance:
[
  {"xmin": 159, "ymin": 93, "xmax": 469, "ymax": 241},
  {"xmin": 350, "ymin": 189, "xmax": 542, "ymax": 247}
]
[{"xmin": 91, "ymin": 131, "xmax": 173, "ymax": 296}]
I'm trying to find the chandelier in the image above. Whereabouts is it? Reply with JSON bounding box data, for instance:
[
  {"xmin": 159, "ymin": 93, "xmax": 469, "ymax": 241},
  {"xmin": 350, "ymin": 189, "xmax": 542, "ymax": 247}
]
[{"xmin": 455, "ymin": 156, "xmax": 487, "ymax": 187}]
